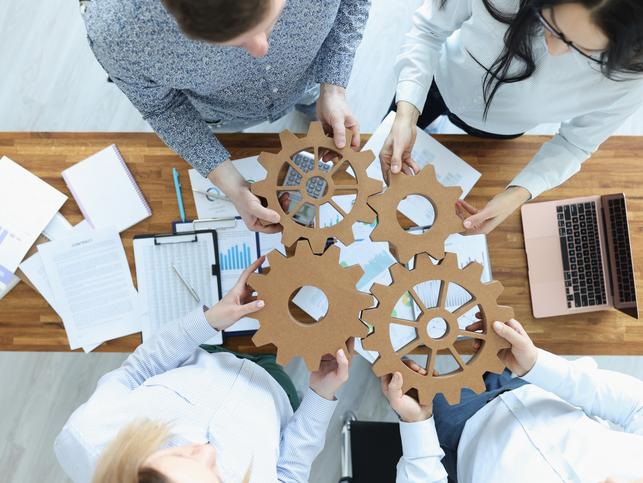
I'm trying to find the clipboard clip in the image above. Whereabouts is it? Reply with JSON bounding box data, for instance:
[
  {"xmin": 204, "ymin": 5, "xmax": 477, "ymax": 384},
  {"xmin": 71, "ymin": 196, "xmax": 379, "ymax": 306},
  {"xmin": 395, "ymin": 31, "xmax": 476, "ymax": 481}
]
[{"xmin": 154, "ymin": 233, "xmax": 198, "ymax": 245}]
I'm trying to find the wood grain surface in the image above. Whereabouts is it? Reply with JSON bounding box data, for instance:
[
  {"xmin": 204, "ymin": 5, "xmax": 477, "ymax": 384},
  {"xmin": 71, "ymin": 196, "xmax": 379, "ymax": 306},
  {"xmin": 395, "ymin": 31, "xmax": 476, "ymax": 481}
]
[{"xmin": 0, "ymin": 132, "xmax": 641, "ymax": 355}]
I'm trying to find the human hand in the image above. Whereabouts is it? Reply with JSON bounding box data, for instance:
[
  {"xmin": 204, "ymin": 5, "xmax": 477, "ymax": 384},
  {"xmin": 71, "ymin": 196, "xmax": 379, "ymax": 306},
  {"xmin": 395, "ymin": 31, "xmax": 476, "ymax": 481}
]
[
  {"xmin": 466, "ymin": 318, "xmax": 538, "ymax": 377},
  {"xmin": 455, "ymin": 186, "xmax": 531, "ymax": 235},
  {"xmin": 309, "ymin": 338, "xmax": 354, "ymax": 400},
  {"xmin": 379, "ymin": 102, "xmax": 421, "ymax": 181},
  {"xmin": 317, "ymin": 84, "xmax": 360, "ymax": 150},
  {"xmin": 205, "ymin": 256, "xmax": 265, "ymax": 331},
  {"xmin": 208, "ymin": 161, "xmax": 281, "ymax": 233},
  {"xmin": 380, "ymin": 359, "xmax": 433, "ymax": 423}
]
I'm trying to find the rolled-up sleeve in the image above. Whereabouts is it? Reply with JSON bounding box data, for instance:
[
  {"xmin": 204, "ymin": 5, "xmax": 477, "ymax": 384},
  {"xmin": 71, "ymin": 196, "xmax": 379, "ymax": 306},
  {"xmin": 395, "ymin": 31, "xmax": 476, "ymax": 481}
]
[{"xmin": 314, "ymin": 0, "xmax": 371, "ymax": 87}]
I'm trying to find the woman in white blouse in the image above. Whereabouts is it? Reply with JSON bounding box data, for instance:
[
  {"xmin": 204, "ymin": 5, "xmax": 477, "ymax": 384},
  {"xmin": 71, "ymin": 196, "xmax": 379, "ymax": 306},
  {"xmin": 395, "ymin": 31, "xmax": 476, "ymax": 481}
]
[
  {"xmin": 54, "ymin": 257, "xmax": 354, "ymax": 483},
  {"xmin": 381, "ymin": 0, "xmax": 643, "ymax": 234}
]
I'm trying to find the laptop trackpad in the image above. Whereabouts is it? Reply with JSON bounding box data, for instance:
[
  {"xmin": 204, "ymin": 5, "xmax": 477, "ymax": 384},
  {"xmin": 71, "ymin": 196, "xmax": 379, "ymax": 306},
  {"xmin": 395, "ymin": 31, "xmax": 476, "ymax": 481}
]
[{"xmin": 526, "ymin": 237, "xmax": 563, "ymax": 283}]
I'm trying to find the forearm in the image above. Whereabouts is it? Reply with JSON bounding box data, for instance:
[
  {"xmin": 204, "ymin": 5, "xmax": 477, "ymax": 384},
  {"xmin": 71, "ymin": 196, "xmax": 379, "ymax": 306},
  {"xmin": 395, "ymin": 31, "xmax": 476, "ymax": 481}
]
[
  {"xmin": 397, "ymin": 418, "xmax": 448, "ymax": 483},
  {"xmin": 509, "ymin": 134, "xmax": 590, "ymax": 199},
  {"xmin": 524, "ymin": 349, "xmax": 643, "ymax": 433},
  {"xmin": 314, "ymin": 0, "xmax": 371, "ymax": 87},
  {"xmin": 102, "ymin": 307, "xmax": 218, "ymax": 390},
  {"xmin": 277, "ymin": 388, "xmax": 338, "ymax": 482}
]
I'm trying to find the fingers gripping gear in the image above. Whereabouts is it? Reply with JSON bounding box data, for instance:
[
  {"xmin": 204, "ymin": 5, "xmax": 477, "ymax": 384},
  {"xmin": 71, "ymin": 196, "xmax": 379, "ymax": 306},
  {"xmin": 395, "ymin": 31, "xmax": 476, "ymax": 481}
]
[
  {"xmin": 362, "ymin": 253, "xmax": 514, "ymax": 405},
  {"xmin": 251, "ymin": 122, "xmax": 383, "ymax": 253},
  {"xmin": 368, "ymin": 165, "xmax": 463, "ymax": 263},
  {"xmin": 248, "ymin": 240, "xmax": 373, "ymax": 370}
]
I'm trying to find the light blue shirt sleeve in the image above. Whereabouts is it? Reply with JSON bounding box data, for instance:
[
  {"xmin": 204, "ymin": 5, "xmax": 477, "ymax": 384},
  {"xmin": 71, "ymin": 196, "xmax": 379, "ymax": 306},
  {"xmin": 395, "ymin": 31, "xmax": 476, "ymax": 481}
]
[
  {"xmin": 276, "ymin": 388, "xmax": 338, "ymax": 482},
  {"xmin": 396, "ymin": 417, "xmax": 448, "ymax": 483},
  {"xmin": 524, "ymin": 349, "xmax": 643, "ymax": 434}
]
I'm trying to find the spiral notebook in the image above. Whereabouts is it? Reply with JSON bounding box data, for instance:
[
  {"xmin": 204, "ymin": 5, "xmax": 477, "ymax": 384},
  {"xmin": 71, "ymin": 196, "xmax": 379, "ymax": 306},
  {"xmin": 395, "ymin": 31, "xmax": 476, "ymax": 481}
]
[{"xmin": 62, "ymin": 145, "xmax": 151, "ymax": 233}]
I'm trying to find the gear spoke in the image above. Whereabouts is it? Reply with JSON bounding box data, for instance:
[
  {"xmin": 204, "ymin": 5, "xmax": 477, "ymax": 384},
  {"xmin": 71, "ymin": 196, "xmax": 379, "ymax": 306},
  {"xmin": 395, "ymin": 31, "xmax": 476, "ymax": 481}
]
[
  {"xmin": 395, "ymin": 338, "xmax": 421, "ymax": 359},
  {"xmin": 426, "ymin": 348, "xmax": 436, "ymax": 376},
  {"xmin": 449, "ymin": 346, "xmax": 466, "ymax": 370},
  {"xmin": 458, "ymin": 329, "xmax": 487, "ymax": 341},
  {"xmin": 437, "ymin": 281, "xmax": 448, "ymax": 309},
  {"xmin": 286, "ymin": 159, "xmax": 306, "ymax": 178},
  {"xmin": 276, "ymin": 185, "xmax": 301, "ymax": 191},
  {"xmin": 408, "ymin": 289, "xmax": 427, "ymax": 313},
  {"xmin": 313, "ymin": 146, "xmax": 320, "ymax": 175},
  {"xmin": 452, "ymin": 299, "xmax": 478, "ymax": 319},
  {"xmin": 390, "ymin": 317, "xmax": 418, "ymax": 328},
  {"xmin": 328, "ymin": 199, "xmax": 348, "ymax": 218},
  {"xmin": 334, "ymin": 184, "xmax": 358, "ymax": 191},
  {"xmin": 315, "ymin": 204, "xmax": 320, "ymax": 229},
  {"xmin": 329, "ymin": 158, "xmax": 347, "ymax": 177}
]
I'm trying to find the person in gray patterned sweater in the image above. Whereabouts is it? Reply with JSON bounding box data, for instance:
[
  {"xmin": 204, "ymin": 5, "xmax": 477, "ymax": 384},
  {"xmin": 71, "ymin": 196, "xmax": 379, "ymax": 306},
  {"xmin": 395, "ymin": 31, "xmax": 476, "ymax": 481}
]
[{"xmin": 83, "ymin": 0, "xmax": 370, "ymax": 233}]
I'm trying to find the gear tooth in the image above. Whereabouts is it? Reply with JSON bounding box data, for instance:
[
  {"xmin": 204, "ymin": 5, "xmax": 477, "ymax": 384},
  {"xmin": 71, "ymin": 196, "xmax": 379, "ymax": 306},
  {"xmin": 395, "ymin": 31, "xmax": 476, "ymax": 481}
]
[
  {"xmin": 322, "ymin": 243, "xmax": 341, "ymax": 262},
  {"xmin": 413, "ymin": 253, "xmax": 433, "ymax": 271},
  {"xmin": 366, "ymin": 193, "xmax": 385, "ymax": 212},
  {"xmin": 418, "ymin": 163, "xmax": 437, "ymax": 180},
  {"xmin": 388, "ymin": 263, "xmax": 407, "ymax": 281},
  {"xmin": 496, "ymin": 305, "xmax": 515, "ymax": 322},
  {"xmin": 483, "ymin": 280, "xmax": 505, "ymax": 300},
  {"xmin": 276, "ymin": 349, "xmax": 297, "ymax": 368},
  {"xmin": 279, "ymin": 130, "xmax": 300, "ymax": 147},
  {"xmin": 464, "ymin": 261, "xmax": 484, "ymax": 281},
  {"xmin": 308, "ymin": 236, "xmax": 328, "ymax": 254},
  {"xmin": 357, "ymin": 292, "xmax": 375, "ymax": 310},
  {"xmin": 293, "ymin": 239, "xmax": 312, "ymax": 255},
  {"xmin": 250, "ymin": 180, "xmax": 270, "ymax": 198},
  {"xmin": 306, "ymin": 121, "xmax": 326, "ymax": 140},
  {"xmin": 266, "ymin": 249, "xmax": 286, "ymax": 268},
  {"xmin": 371, "ymin": 358, "xmax": 389, "ymax": 377},
  {"xmin": 345, "ymin": 264, "xmax": 365, "ymax": 284},
  {"xmin": 252, "ymin": 329, "xmax": 271, "ymax": 347},
  {"xmin": 440, "ymin": 252, "xmax": 459, "ymax": 270},
  {"xmin": 247, "ymin": 273, "xmax": 266, "ymax": 293},
  {"xmin": 334, "ymin": 225, "xmax": 355, "ymax": 246},
  {"xmin": 488, "ymin": 356, "xmax": 507, "ymax": 374},
  {"xmin": 354, "ymin": 148, "xmax": 375, "ymax": 165},
  {"xmin": 448, "ymin": 185, "xmax": 463, "ymax": 200},
  {"xmin": 367, "ymin": 222, "xmax": 385, "ymax": 243},
  {"xmin": 350, "ymin": 318, "xmax": 370, "ymax": 338},
  {"xmin": 257, "ymin": 152, "xmax": 281, "ymax": 170},
  {"xmin": 280, "ymin": 229, "xmax": 299, "ymax": 249},
  {"xmin": 470, "ymin": 377, "xmax": 487, "ymax": 394},
  {"xmin": 369, "ymin": 283, "xmax": 388, "ymax": 303},
  {"xmin": 442, "ymin": 387, "xmax": 462, "ymax": 406}
]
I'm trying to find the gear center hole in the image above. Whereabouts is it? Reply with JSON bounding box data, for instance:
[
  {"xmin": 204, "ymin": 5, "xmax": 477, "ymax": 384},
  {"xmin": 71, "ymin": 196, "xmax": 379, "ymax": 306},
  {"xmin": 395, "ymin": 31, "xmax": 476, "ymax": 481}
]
[
  {"xmin": 288, "ymin": 286, "xmax": 329, "ymax": 325},
  {"xmin": 426, "ymin": 317, "xmax": 449, "ymax": 339},
  {"xmin": 397, "ymin": 195, "xmax": 436, "ymax": 233}
]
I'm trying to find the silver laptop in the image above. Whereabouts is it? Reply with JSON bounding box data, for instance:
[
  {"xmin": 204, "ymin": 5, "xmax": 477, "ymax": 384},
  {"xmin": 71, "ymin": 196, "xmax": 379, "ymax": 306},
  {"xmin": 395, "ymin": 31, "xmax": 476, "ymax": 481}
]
[{"xmin": 521, "ymin": 193, "xmax": 638, "ymax": 319}]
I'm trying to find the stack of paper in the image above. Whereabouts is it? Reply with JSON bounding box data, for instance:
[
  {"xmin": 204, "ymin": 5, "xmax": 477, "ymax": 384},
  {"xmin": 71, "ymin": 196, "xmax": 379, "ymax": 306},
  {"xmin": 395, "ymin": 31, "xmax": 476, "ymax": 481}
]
[{"xmin": 0, "ymin": 156, "xmax": 67, "ymax": 291}]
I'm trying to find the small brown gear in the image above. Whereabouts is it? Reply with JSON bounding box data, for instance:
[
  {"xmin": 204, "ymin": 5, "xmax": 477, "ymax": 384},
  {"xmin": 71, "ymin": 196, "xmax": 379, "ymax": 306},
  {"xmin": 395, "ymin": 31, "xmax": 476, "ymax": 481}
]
[
  {"xmin": 251, "ymin": 122, "xmax": 383, "ymax": 253},
  {"xmin": 361, "ymin": 253, "xmax": 513, "ymax": 405},
  {"xmin": 368, "ymin": 165, "xmax": 463, "ymax": 263},
  {"xmin": 249, "ymin": 240, "xmax": 373, "ymax": 370}
]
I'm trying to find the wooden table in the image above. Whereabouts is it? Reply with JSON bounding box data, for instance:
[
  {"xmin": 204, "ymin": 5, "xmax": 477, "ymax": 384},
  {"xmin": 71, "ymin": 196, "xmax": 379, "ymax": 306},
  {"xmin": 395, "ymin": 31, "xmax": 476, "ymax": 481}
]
[{"xmin": 1, "ymin": 132, "xmax": 641, "ymax": 354}]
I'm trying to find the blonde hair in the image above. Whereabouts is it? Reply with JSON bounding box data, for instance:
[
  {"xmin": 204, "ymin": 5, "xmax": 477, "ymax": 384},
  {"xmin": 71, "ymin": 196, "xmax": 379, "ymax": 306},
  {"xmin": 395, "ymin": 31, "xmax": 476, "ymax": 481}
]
[
  {"xmin": 93, "ymin": 419, "xmax": 171, "ymax": 483},
  {"xmin": 92, "ymin": 419, "xmax": 252, "ymax": 483}
]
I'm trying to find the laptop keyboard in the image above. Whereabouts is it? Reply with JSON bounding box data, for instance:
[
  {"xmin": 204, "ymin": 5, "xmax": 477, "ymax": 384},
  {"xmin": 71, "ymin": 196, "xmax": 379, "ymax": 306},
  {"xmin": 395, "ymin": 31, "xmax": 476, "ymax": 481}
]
[
  {"xmin": 557, "ymin": 202, "xmax": 606, "ymax": 309},
  {"xmin": 608, "ymin": 197, "xmax": 636, "ymax": 302}
]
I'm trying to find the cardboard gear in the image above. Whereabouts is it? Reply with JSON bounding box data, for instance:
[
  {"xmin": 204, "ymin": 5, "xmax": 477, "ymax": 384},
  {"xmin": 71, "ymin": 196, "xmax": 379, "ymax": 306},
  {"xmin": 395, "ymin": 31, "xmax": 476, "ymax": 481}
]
[
  {"xmin": 368, "ymin": 165, "xmax": 463, "ymax": 263},
  {"xmin": 361, "ymin": 252, "xmax": 514, "ymax": 405},
  {"xmin": 249, "ymin": 240, "xmax": 373, "ymax": 370},
  {"xmin": 251, "ymin": 122, "xmax": 383, "ymax": 253}
]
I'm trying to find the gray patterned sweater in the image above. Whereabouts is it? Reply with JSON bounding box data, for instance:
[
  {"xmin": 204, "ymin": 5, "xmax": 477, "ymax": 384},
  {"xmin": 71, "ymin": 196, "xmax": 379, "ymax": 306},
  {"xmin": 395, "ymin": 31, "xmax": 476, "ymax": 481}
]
[{"xmin": 84, "ymin": 0, "xmax": 370, "ymax": 177}]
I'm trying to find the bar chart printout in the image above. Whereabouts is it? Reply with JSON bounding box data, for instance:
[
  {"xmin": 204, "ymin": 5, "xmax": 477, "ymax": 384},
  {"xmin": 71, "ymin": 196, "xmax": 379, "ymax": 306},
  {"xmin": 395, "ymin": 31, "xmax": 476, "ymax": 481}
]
[{"xmin": 220, "ymin": 243, "xmax": 253, "ymax": 271}]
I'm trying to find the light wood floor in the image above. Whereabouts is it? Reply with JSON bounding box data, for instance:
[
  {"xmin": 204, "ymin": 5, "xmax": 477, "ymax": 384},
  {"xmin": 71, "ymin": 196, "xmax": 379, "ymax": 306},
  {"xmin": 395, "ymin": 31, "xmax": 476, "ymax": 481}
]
[{"xmin": 2, "ymin": 0, "xmax": 643, "ymax": 482}]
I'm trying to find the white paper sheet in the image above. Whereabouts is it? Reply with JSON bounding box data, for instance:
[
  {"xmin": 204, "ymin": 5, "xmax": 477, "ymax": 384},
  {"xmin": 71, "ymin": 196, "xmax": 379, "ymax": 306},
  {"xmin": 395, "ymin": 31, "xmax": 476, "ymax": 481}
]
[
  {"xmin": 20, "ymin": 220, "xmax": 99, "ymax": 351},
  {"xmin": 0, "ymin": 156, "xmax": 67, "ymax": 285},
  {"xmin": 188, "ymin": 156, "xmax": 267, "ymax": 220},
  {"xmin": 38, "ymin": 227, "xmax": 141, "ymax": 349}
]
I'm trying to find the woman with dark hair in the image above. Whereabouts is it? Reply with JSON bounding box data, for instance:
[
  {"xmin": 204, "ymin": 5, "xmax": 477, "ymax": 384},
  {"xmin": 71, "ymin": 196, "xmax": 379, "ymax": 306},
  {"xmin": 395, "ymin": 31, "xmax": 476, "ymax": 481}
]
[{"xmin": 381, "ymin": 0, "xmax": 643, "ymax": 234}]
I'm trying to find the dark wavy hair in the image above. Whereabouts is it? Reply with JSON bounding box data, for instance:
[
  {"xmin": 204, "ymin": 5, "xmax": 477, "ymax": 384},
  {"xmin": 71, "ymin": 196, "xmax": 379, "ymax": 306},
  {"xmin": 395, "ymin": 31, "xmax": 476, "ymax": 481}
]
[{"xmin": 438, "ymin": 0, "xmax": 643, "ymax": 118}]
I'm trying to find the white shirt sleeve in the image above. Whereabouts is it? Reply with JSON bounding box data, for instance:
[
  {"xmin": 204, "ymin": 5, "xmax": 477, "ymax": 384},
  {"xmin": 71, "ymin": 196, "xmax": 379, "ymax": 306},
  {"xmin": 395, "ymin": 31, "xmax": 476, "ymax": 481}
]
[
  {"xmin": 276, "ymin": 388, "xmax": 338, "ymax": 483},
  {"xmin": 396, "ymin": 417, "xmax": 448, "ymax": 483},
  {"xmin": 509, "ymin": 89, "xmax": 643, "ymax": 198},
  {"xmin": 53, "ymin": 308, "xmax": 218, "ymax": 482},
  {"xmin": 395, "ymin": 0, "xmax": 473, "ymax": 112},
  {"xmin": 523, "ymin": 349, "xmax": 643, "ymax": 434}
]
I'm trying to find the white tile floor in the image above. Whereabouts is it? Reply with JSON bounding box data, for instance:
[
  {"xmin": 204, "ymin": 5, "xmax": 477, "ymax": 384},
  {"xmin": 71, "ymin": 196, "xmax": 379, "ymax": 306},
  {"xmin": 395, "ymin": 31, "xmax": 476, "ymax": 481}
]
[{"xmin": 1, "ymin": 1, "xmax": 643, "ymax": 482}]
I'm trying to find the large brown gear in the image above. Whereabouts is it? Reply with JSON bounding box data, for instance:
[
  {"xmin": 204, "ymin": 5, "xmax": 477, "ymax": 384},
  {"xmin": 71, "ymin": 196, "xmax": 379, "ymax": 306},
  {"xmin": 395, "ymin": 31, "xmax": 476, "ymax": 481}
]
[
  {"xmin": 368, "ymin": 164, "xmax": 463, "ymax": 263},
  {"xmin": 251, "ymin": 122, "xmax": 383, "ymax": 254},
  {"xmin": 361, "ymin": 252, "xmax": 514, "ymax": 405},
  {"xmin": 249, "ymin": 240, "xmax": 373, "ymax": 371}
]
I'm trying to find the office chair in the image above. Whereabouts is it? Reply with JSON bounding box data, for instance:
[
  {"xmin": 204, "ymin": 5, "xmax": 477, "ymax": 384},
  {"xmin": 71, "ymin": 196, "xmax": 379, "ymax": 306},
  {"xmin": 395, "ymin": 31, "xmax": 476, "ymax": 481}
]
[{"xmin": 339, "ymin": 412, "xmax": 403, "ymax": 483}]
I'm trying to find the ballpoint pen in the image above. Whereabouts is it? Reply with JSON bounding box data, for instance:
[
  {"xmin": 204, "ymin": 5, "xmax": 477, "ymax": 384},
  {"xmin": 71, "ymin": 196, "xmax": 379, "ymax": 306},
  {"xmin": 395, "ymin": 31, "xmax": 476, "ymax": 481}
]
[
  {"xmin": 171, "ymin": 263, "xmax": 201, "ymax": 303},
  {"xmin": 172, "ymin": 167, "xmax": 186, "ymax": 222},
  {"xmin": 192, "ymin": 188, "xmax": 232, "ymax": 203}
]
